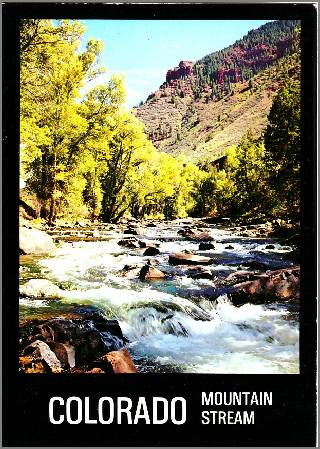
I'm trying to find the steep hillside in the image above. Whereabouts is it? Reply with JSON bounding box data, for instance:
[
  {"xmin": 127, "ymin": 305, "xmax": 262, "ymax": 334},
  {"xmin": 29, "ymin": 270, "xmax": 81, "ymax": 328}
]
[{"xmin": 134, "ymin": 20, "xmax": 300, "ymax": 163}]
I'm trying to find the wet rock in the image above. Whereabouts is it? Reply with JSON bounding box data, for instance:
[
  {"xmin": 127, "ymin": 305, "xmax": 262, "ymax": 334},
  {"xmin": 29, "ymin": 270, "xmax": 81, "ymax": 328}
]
[
  {"xmin": 161, "ymin": 316, "xmax": 189, "ymax": 337},
  {"xmin": 22, "ymin": 340, "xmax": 62, "ymax": 373},
  {"xmin": 120, "ymin": 264, "xmax": 142, "ymax": 278},
  {"xmin": 266, "ymin": 244, "xmax": 275, "ymax": 249},
  {"xmin": 123, "ymin": 226, "xmax": 144, "ymax": 236},
  {"xmin": 20, "ymin": 312, "xmax": 127, "ymax": 368},
  {"xmin": 47, "ymin": 342, "xmax": 75, "ymax": 369},
  {"xmin": 146, "ymin": 222, "xmax": 157, "ymax": 227},
  {"xmin": 185, "ymin": 267, "xmax": 213, "ymax": 280},
  {"xmin": 19, "ymin": 226, "xmax": 55, "ymax": 255},
  {"xmin": 224, "ymin": 270, "xmax": 257, "ymax": 285},
  {"xmin": 169, "ymin": 252, "xmax": 213, "ymax": 265},
  {"xmin": 242, "ymin": 260, "xmax": 270, "ymax": 271},
  {"xmin": 143, "ymin": 247, "xmax": 160, "ymax": 256},
  {"xmin": 101, "ymin": 348, "xmax": 138, "ymax": 373},
  {"xmin": 185, "ymin": 231, "xmax": 214, "ymax": 242},
  {"xmin": 231, "ymin": 267, "xmax": 300, "ymax": 304},
  {"xmin": 199, "ymin": 242, "xmax": 215, "ymax": 251},
  {"xmin": 117, "ymin": 238, "xmax": 140, "ymax": 249},
  {"xmin": 20, "ymin": 279, "xmax": 63, "ymax": 299},
  {"xmin": 225, "ymin": 244, "xmax": 234, "ymax": 250},
  {"xmin": 139, "ymin": 264, "xmax": 166, "ymax": 280}
]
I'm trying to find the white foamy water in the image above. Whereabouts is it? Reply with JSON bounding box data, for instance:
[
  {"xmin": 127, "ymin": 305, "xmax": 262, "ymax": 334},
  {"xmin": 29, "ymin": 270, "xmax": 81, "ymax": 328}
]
[{"xmin": 19, "ymin": 222, "xmax": 299, "ymax": 374}]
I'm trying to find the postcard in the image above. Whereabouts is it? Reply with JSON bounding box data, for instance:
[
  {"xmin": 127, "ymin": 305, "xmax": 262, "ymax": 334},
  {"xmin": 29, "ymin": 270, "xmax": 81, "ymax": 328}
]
[{"xmin": 2, "ymin": 2, "xmax": 317, "ymax": 446}]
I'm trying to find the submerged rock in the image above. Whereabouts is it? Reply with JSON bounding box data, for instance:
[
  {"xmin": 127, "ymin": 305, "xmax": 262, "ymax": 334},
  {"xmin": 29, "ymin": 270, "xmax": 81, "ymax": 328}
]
[
  {"xmin": 19, "ymin": 226, "xmax": 55, "ymax": 255},
  {"xmin": 169, "ymin": 252, "xmax": 213, "ymax": 265},
  {"xmin": 20, "ymin": 279, "xmax": 63, "ymax": 299}
]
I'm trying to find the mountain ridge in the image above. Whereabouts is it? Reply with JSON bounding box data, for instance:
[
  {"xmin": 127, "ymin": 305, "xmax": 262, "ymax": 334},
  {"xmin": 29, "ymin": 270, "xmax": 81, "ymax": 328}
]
[{"xmin": 134, "ymin": 19, "xmax": 300, "ymax": 162}]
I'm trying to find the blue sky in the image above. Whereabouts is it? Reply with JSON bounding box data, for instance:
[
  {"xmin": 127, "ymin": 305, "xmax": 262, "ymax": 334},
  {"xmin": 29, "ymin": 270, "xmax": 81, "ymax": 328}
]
[{"xmin": 82, "ymin": 20, "xmax": 271, "ymax": 108}]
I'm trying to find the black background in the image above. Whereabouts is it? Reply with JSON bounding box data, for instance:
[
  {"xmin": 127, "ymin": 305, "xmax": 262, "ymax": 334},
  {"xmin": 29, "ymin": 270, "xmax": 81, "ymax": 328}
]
[{"xmin": 2, "ymin": 3, "xmax": 317, "ymax": 446}]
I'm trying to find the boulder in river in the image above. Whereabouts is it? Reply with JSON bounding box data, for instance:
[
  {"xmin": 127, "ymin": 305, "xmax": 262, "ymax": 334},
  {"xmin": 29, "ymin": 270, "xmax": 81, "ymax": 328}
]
[
  {"xmin": 199, "ymin": 242, "xmax": 215, "ymax": 251},
  {"xmin": 143, "ymin": 247, "xmax": 160, "ymax": 256},
  {"xmin": 20, "ymin": 279, "xmax": 63, "ymax": 299},
  {"xmin": 19, "ymin": 226, "xmax": 55, "ymax": 255},
  {"xmin": 179, "ymin": 228, "xmax": 214, "ymax": 242},
  {"xmin": 231, "ymin": 267, "xmax": 300, "ymax": 303},
  {"xmin": 123, "ymin": 226, "xmax": 144, "ymax": 236},
  {"xmin": 100, "ymin": 348, "xmax": 138, "ymax": 373},
  {"xmin": 117, "ymin": 238, "xmax": 140, "ymax": 249},
  {"xmin": 120, "ymin": 264, "xmax": 142, "ymax": 278},
  {"xmin": 139, "ymin": 264, "xmax": 166, "ymax": 280},
  {"xmin": 185, "ymin": 267, "xmax": 213, "ymax": 280},
  {"xmin": 169, "ymin": 252, "xmax": 213, "ymax": 266}
]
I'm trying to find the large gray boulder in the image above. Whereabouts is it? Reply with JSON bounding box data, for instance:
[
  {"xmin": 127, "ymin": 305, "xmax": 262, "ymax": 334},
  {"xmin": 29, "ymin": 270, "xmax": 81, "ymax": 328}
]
[{"xmin": 19, "ymin": 226, "xmax": 55, "ymax": 255}]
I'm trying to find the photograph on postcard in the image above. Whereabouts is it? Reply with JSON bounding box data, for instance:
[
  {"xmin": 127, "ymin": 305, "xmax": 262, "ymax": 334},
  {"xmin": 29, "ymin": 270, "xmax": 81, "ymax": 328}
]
[{"xmin": 18, "ymin": 18, "xmax": 302, "ymax": 375}]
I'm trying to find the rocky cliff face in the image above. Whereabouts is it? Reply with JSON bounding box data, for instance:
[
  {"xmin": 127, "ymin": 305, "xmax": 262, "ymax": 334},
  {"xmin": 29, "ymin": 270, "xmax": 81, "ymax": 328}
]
[{"xmin": 134, "ymin": 20, "xmax": 300, "ymax": 162}]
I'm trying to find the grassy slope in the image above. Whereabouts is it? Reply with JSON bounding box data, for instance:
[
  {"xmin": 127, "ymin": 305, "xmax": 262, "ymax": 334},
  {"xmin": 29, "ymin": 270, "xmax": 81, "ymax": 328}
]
[{"xmin": 134, "ymin": 51, "xmax": 300, "ymax": 163}]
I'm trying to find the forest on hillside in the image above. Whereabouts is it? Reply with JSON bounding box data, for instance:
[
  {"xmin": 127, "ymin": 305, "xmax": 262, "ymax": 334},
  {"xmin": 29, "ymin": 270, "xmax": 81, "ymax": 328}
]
[{"xmin": 20, "ymin": 19, "xmax": 301, "ymax": 225}]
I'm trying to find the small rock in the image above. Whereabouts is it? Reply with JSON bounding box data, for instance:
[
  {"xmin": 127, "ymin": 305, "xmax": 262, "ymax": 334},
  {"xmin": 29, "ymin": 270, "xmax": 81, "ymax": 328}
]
[
  {"xmin": 169, "ymin": 252, "xmax": 212, "ymax": 266},
  {"xmin": 120, "ymin": 264, "xmax": 142, "ymax": 278},
  {"xmin": 117, "ymin": 238, "xmax": 140, "ymax": 249},
  {"xmin": 139, "ymin": 265, "xmax": 166, "ymax": 280},
  {"xmin": 186, "ymin": 267, "xmax": 213, "ymax": 279},
  {"xmin": 123, "ymin": 227, "xmax": 144, "ymax": 236},
  {"xmin": 143, "ymin": 247, "xmax": 160, "ymax": 256},
  {"xmin": 266, "ymin": 244, "xmax": 275, "ymax": 249},
  {"xmin": 225, "ymin": 244, "xmax": 234, "ymax": 249},
  {"xmin": 244, "ymin": 260, "xmax": 269, "ymax": 270},
  {"xmin": 199, "ymin": 242, "xmax": 215, "ymax": 251}
]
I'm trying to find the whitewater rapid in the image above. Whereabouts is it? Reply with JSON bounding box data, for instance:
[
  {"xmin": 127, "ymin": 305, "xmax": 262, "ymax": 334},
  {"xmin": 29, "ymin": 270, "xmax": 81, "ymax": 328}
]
[{"xmin": 19, "ymin": 220, "xmax": 299, "ymax": 374}]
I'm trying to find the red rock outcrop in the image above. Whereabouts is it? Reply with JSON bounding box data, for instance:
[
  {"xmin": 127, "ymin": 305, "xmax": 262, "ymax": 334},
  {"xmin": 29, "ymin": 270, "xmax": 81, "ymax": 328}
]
[{"xmin": 166, "ymin": 60, "xmax": 194, "ymax": 83}]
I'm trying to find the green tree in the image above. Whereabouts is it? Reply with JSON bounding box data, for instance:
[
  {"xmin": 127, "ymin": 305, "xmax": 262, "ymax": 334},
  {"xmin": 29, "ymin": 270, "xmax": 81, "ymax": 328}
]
[
  {"xmin": 226, "ymin": 132, "xmax": 267, "ymax": 215},
  {"xmin": 263, "ymin": 79, "xmax": 300, "ymax": 216}
]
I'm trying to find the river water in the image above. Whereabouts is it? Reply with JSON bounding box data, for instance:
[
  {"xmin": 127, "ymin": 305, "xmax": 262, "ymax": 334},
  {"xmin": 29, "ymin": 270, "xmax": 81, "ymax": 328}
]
[{"xmin": 19, "ymin": 219, "xmax": 299, "ymax": 374}]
